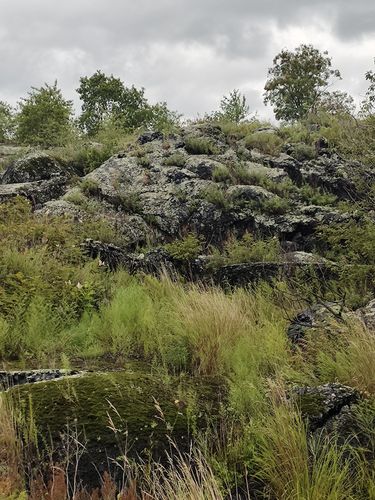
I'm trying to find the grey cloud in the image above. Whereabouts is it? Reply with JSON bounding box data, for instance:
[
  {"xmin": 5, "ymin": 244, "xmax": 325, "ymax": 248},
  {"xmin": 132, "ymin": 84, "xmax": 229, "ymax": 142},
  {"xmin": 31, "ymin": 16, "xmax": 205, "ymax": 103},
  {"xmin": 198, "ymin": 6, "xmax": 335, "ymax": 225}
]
[{"xmin": 0, "ymin": 0, "xmax": 374, "ymax": 118}]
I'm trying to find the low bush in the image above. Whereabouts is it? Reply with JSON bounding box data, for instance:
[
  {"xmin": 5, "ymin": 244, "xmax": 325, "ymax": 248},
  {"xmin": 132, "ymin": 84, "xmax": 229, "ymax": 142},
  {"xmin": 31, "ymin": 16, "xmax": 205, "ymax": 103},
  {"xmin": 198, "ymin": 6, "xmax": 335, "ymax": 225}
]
[
  {"xmin": 245, "ymin": 132, "xmax": 283, "ymax": 156},
  {"xmin": 164, "ymin": 153, "xmax": 187, "ymax": 167},
  {"xmin": 185, "ymin": 136, "xmax": 219, "ymax": 155},
  {"xmin": 202, "ymin": 185, "xmax": 229, "ymax": 209},
  {"xmin": 164, "ymin": 234, "xmax": 203, "ymax": 261}
]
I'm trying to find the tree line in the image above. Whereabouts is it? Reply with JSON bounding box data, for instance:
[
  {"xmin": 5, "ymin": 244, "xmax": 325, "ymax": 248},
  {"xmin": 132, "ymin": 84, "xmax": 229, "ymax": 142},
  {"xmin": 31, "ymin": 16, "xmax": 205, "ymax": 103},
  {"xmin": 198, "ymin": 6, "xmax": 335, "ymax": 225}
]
[{"xmin": 0, "ymin": 44, "xmax": 374, "ymax": 147}]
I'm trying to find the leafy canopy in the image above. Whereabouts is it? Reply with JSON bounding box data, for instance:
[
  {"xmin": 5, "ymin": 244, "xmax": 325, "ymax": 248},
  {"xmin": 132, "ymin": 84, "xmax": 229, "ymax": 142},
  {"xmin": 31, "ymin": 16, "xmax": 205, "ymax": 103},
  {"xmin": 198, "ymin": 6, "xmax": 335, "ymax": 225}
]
[
  {"xmin": 0, "ymin": 101, "xmax": 15, "ymax": 143},
  {"xmin": 77, "ymin": 70, "xmax": 180, "ymax": 135},
  {"xmin": 16, "ymin": 82, "xmax": 73, "ymax": 147},
  {"xmin": 264, "ymin": 44, "xmax": 341, "ymax": 121}
]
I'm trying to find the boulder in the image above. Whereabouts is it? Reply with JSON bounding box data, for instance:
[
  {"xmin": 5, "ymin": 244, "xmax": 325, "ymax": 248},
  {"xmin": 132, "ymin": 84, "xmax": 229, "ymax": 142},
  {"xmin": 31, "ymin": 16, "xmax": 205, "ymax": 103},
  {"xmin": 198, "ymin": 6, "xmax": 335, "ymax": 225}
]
[
  {"xmin": 1, "ymin": 152, "xmax": 71, "ymax": 184},
  {"xmin": 0, "ymin": 177, "xmax": 68, "ymax": 207},
  {"xmin": 227, "ymin": 184, "xmax": 276, "ymax": 202},
  {"xmin": 355, "ymin": 299, "xmax": 375, "ymax": 331},
  {"xmin": 287, "ymin": 302, "xmax": 347, "ymax": 346},
  {"xmin": 292, "ymin": 383, "xmax": 360, "ymax": 431}
]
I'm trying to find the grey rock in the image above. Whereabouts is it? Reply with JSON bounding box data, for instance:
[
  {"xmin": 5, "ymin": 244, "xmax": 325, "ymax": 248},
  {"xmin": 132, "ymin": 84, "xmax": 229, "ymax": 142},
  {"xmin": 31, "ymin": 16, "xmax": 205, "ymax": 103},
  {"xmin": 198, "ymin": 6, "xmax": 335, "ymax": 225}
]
[
  {"xmin": 292, "ymin": 383, "xmax": 360, "ymax": 431},
  {"xmin": 1, "ymin": 152, "xmax": 70, "ymax": 184}
]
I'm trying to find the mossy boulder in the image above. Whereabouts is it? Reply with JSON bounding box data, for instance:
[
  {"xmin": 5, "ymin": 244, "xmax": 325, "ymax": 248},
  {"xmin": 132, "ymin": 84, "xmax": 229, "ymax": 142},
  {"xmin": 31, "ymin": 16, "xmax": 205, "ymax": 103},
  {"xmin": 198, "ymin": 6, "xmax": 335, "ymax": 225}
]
[{"xmin": 7, "ymin": 366, "xmax": 225, "ymax": 489}]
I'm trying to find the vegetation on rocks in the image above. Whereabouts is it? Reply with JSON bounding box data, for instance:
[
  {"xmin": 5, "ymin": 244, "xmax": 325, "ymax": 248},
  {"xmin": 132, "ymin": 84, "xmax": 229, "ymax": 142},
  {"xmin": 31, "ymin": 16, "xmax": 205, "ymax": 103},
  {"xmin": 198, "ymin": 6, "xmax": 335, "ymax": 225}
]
[{"xmin": 0, "ymin": 47, "xmax": 375, "ymax": 499}]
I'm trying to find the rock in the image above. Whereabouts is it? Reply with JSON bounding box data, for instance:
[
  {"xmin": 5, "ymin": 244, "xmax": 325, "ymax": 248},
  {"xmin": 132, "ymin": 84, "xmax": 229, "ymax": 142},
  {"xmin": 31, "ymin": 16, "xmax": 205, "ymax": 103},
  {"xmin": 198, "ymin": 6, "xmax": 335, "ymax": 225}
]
[
  {"xmin": 138, "ymin": 130, "xmax": 164, "ymax": 145},
  {"xmin": 1, "ymin": 152, "xmax": 71, "ymax": 184},
  {"xmin": 355, "ymin": 299, "xmax": 375, "ymax": 331},
  {"xmin": 227, "ymin": 184, "xmax": 276, "ymax": 202},
  {"xmin": 0, "ymin": 177, "xmax": 69, "ymax": 207},
  {"xmin": 8, "ymin": 366, "xmax": 225, "ymax": 489},
  {"xmin": 292, "ymin": 383, "xmax": 360, "ymax": 431},
  {"xmin": 0, "ymin": 369, "xmax": 80, "ymax": 389},
  {"xmin": 287, "ymin": 302, "xmax": 347, "ymax": 346}
]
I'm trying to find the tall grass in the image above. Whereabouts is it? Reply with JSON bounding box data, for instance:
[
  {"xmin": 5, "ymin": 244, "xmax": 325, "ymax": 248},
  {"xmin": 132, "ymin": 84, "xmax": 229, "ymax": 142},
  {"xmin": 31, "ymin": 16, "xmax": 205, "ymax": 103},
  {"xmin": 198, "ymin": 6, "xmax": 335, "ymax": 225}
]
[{"xmin": 254, "ymin": 398, "xmax": 369, "ymax": 500}]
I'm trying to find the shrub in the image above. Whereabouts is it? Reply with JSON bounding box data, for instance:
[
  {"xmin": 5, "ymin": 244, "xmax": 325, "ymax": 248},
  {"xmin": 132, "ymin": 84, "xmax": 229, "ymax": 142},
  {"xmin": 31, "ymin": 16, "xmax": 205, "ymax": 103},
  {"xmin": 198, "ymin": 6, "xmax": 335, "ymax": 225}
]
[
  {"xmin": 80, "ymin": 178, "xmax": 101, "ymax": 197},
  {"xmin": 164, "ymin": 234, "xmax": 202, "ymax": 261},
  {"xmin": 116, "ymin": 191, "xmax": 142, "ymax": 213},
  {"xmin": 202, "ymin": 185, "xmax": 229, "ymax": 209},
  {"xmin": 137, "ymin": 155, "xmax": 151, "ymax": 168},
  {"xmin": 298, "ymin": 184, "xmax": 337, "ymax": 205},
  {"xmin": 209, "ymin": 233, "xmax": 281, "ymax": 268},
  {"xmin": 245, "ymin": 132, "xmax": 283, "ymax": 156},
  {"xmin": 185, "ymin": 136, "xmax": 219, "ymax": 155},
  {"xmin": 290, "ymin": 143, "xmax": 317, "ymax": 161},
  {"xmin": 212, "ymin": 164, "xmax": 231, "ymax": 183},
  {"xmin": 164, "ymin": 153, "xmax": 186, "ymax": 167},
  {"xmin": 260, "ymin": 197, "xmax": 291, "ymax": 215}
]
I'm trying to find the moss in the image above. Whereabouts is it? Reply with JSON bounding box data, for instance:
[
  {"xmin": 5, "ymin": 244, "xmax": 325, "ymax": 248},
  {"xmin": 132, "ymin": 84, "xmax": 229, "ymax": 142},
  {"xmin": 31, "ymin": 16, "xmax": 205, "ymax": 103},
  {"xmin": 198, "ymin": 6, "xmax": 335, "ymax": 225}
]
[{"xmin": 7, "ymin": 367, "xmax": 225, "ymax": 487}]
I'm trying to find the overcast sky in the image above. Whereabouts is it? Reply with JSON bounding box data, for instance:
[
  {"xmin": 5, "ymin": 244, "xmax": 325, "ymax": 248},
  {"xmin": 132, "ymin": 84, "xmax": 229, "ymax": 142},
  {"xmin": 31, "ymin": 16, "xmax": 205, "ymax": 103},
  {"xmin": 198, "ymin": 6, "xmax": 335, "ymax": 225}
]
[{"xmin": 0, "ymin": 0, "xmax": 374, "ymax": 120}]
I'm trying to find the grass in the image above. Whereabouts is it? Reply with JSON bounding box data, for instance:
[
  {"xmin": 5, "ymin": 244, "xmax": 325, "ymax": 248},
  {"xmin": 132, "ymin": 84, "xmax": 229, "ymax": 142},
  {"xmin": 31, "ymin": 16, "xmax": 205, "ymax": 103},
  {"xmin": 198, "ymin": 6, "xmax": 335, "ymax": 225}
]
[{"xmin": 185, "ymin": 136, "xmax": 219, "ymax": 155}]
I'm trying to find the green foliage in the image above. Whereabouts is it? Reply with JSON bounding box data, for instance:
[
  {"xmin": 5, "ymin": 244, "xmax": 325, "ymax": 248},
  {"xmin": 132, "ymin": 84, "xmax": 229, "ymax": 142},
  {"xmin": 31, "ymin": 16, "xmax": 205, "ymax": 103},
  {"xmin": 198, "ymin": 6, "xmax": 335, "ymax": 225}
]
[
  {"xmin": 115, "ymin": 191, "xmax": 142, "ymax": 213},
  {"xmin": 289, "ymin": 143, "xmax": 317, "ymax": 161},
  {"xmin": 16, "ymin": 82, "xmax": 73, "ymax": 147},
  {"xmin": 163, "ymin": 153, "xmax": 186, "ymax": 167},
  {"xmin": 164, "ymin": 234, "xmax": 202, "ymax": 261},
  {"xmin": 245, "ymin": 132, "xmax": 283, "ymax": 156},
  {"xmin": 318, "ymin": 220, "xmax": 375, "ymax": 265},
  {"xmin": 212, "ymin": 164, "xmax": 231, "ymax": 183},
  {"xmin": 185, "ymin": 136, "xmax": 219, "ymax": 155},
  {"xmin": 202, "ymin": 185, "xmax": 229, "ymax": 209},
  {"xmin": 318, "ymin": 90, "xmax": 355, "ymax": 116},
  {"xmin": 298, "ymin": 184, "xmax": 337, "ymax": 205},
  {"xmin": 264, "ymin": 44, "xmax": 341, "ymax": 121},
  {"xmin": 216, "ymin": 89, "xmax": 250, "ymax": 123},
  {"xmin": 361, "ymin": 60, "xmax": 375, "ymax": 115},
  {"xmin": 137, "ymin": 155, "xmax": 151, "ymax": 168},
  {"xmin": 260, "ymin": 197, "xmax": 291, "ymax": 215},
  {"xmin": 77, "ymin": 70, "xmax": 179, "ymax": 136},
  {"xmin": 80, "ymin": 178, "xmax": 100, "ymax": 197},
  {"xmin": 0, "ymin": 101, "xmax": 15, "ymax": 143},
  {"xmin": 209, "ymin": 233, "xmax": 281, "ymax": 268}
]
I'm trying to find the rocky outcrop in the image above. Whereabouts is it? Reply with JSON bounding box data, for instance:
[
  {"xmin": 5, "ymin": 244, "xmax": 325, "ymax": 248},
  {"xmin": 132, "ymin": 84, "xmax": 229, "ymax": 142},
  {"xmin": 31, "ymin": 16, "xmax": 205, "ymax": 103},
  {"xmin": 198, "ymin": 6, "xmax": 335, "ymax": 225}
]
[
  {"xmin": 292, "ymin": 383, "xmax": 360, "ymax": 431},
  {"xmin": 0, "ymin": 177, "xmax": 68, "ymax": 206},
  {"xmin": 356, "ymin": 299, "xmax": 375, "ymax": 331},
  {"xmin": 0, "ymin": 369, "xmax": 80, "ymax": 389},
  {"xmin": 1, "ymin": 152, "xmax": 71, "ymax": 184},
  {"xmin": 287, "ymin": 302, "xmax": 348, "ymax": 346},
  {"xmin": 0, "ymin": 152, "xmax": 73, "ymax": 207}
]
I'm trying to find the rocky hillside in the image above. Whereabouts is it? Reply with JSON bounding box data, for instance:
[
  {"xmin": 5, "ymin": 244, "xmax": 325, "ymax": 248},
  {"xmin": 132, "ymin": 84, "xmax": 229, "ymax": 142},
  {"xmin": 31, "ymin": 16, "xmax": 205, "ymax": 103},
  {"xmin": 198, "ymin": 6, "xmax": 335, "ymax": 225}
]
[{"xmin": 1, "ymin": 122, "xmax": 374, "ymax": 291}]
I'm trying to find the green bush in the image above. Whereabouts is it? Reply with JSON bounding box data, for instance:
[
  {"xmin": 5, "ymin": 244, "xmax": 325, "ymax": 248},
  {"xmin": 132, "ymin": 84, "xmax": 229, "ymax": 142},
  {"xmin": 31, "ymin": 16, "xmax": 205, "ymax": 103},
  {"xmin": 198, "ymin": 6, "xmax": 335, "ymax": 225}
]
[
  {"xmin": 202, "ymin": 185, "xmax": 229, "ymax": 209},
  {"xmin": 164, "ymin": 153, "xmax": 186, "ymax": 167},
  {"xmin": 185, "ymin": 136, "xmax": 219, "ymax": 155},
  {"xmin": 212, "ymin": 164, "xmax": 231, "ymax": 183},
  {"xmin": 80, "ymin": 178, "xmax": 101, "ymax": 197},
  {"xmin": 290, "ymin": 143, "xmax": 317, "ymax": 161},
  {"xmin": 245, "ymin": 132, "xmax": 283, "ymax": 156},
  {"xmin": 209, "ymin": 233, "xmax": 281, "ymax": 268},
  {"xmin": 260, "ymin": 197, "xmax": 291, "ymax": 215},
  {"xmin": 137, "ymin": 155, "xmax": 151, "ymax": 168},
  {"xmin": 164, "ymin": 234, "xmax": 202, "ymax": 261}
]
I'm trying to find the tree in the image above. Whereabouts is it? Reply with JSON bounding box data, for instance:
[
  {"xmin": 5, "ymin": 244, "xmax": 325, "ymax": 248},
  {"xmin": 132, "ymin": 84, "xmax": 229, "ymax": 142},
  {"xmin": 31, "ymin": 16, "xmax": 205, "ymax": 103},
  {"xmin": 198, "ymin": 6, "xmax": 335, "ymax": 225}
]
[
  {"xmin": 264, "ymin": 44, "xmax": 341, "ymax": 121},
  {"xmin": 77, "ymin": 70, "xmax": 150, "ymax": 135},
  {"xmin": 317, "ymin": 90, "xmax": 355, "ymax": 116},
  {"xmin": 0, "ymin": 101, "xmax": 15, "ymax": 143},
  {"xmin": 361, "ymin": 59, "xmax": 375, "ymax": 115},
  {"xmin": 219, "ymin": 89, "xmax": 250, "ymax": 123},
  {"xmin": 16, "ymin": 82, "xmax": 73, "ymax": 147}
]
